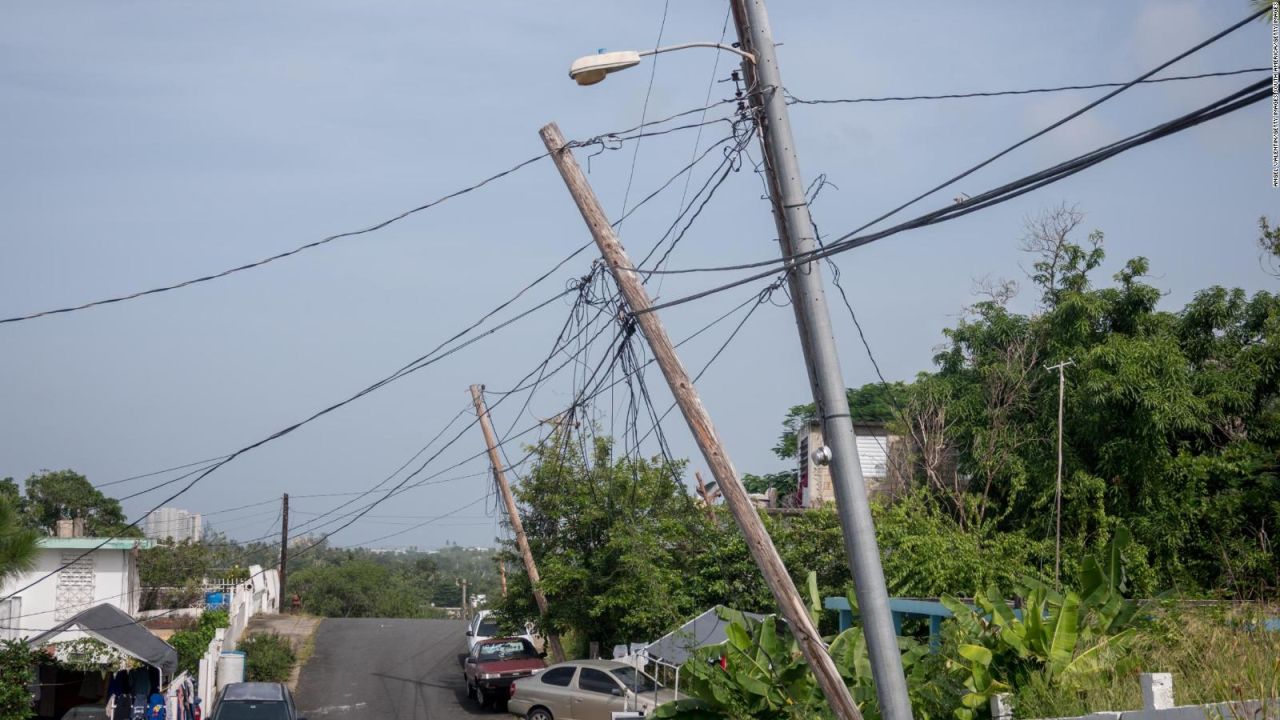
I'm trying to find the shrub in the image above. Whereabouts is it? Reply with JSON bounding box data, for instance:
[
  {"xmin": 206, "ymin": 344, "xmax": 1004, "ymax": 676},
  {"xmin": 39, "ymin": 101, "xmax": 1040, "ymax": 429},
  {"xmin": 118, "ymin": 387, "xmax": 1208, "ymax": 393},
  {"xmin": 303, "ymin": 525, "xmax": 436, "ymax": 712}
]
[
  {"xmin": 170, "ymin": 609, "xmax": 230, "ymax": 676},
  {"xmin": 240, "ymin": 633, "xmax": 295, "ymax": 683},
  {"xmin": 0, "ymin": 640, "xmax": 39, "ymax": 720}
]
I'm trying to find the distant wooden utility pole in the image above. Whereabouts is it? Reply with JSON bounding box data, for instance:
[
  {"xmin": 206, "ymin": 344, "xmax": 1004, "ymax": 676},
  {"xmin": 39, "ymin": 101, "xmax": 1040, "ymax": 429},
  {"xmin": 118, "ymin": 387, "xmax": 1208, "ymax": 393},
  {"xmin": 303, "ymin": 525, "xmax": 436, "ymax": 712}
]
[
  {"xmin": 457, "ymin": 577, "xmax": 468, "ymax": 620},
  {"xmin": 469, "ymin": 384, "xmax": 566, "ymax": 663},
  {"xmin": 278, "ymin": 493, "xmax": 289, "ymax": 613},
  {"xmin": 1046, "ymin": 359, "xmax": 1074, "ymax": 588},
  {"xmin": 695, "ymin": 471, "xmax": 718, "ymax": 521},
  {"xmin": 540, "ymin": 122, "xmax": 862, "ymax": 720},
  {"xmin": 497, "ymin": 558, "xmax": 508, "ymax": 597}
]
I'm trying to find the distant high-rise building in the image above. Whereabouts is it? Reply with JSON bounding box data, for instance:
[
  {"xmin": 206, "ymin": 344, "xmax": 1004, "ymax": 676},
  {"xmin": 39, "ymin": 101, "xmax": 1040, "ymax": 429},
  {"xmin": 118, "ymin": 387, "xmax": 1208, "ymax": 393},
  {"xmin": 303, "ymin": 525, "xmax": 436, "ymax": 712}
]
[{"xmin": 144, "ymin": 507, "xmax": 203, "ymax": 543}]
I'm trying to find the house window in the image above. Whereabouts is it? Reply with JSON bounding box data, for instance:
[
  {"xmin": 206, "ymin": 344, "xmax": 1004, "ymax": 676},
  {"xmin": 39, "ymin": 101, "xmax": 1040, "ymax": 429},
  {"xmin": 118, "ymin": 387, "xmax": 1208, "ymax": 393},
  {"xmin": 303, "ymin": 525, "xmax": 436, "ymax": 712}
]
[
  {"xmin": 0, "ymin": 597, "xmax": 20, "ymax": 641},
  {"xmin": 55, "ymin": 551, "xmax": 96, "ymax": 621}
]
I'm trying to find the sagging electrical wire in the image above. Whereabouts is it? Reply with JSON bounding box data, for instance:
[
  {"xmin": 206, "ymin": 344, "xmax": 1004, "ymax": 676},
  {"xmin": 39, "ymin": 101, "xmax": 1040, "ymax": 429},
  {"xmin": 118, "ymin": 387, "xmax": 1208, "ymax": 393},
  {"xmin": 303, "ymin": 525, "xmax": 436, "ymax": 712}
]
[
  {"xmin": 637, "ymin": 76, "xmax": 1272, "ymax": 314},
  {"xmin": 1, "ymin": 258, "xmax": 594, "ymax": 603},
  {"xmin": 0, "ymin": 104, "xmax": 736, "ymax": 326},
  {"xmin": 784, "ymin": 66, "xmax": 1270, "ymax": 106}
]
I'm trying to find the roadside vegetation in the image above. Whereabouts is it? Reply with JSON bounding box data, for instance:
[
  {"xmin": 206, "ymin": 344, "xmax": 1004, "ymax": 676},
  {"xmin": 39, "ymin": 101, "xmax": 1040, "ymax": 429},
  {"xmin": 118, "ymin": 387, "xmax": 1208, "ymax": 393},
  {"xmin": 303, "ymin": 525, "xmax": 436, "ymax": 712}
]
[
  {"xmin": 168, "ymin": 609, "xmax": 230, "ymax": 677},
  {"xmin": 240, "ymin": 633, "xmax": 296, "ymax": 683},
  {"xmin": 494, "ymin": 211, "xmax": 1279, "ymax": 718},
  {"xmin": 0, "ymin": 640, "xmax": 40, "ymax": 720},
  {"xmin": 3, "ymin": 210, "xmax": 1275, "ymax": 718}
]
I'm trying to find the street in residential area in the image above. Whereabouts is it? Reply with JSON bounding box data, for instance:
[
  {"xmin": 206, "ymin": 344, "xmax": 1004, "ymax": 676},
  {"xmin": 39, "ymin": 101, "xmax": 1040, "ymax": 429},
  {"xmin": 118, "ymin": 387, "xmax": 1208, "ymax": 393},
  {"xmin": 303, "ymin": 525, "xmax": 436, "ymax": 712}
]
[
  {"xmin": 2, "ymin": 3, "xmax": 1278, "ymax": 720},
  {"xmin": 295, "ymin": 619, "xmax": 487, "ymax": 720}
]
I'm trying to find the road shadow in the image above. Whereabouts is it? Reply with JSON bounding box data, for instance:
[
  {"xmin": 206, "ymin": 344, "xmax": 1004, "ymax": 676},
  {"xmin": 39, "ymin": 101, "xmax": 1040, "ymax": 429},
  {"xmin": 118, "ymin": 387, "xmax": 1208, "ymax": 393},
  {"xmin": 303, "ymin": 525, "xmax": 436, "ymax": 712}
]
[{"xmin": 370, "ymin": 670, "xmax": 509, "ymax": 717}]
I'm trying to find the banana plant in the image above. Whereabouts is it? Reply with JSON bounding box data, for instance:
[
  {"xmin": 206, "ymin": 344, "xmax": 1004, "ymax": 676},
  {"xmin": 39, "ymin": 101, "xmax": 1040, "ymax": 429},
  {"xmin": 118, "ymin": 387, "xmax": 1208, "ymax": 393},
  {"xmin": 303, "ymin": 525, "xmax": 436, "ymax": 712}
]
[{"xmin": 939, "ymin": 527, "xmax": 1142, "ymax": 719}]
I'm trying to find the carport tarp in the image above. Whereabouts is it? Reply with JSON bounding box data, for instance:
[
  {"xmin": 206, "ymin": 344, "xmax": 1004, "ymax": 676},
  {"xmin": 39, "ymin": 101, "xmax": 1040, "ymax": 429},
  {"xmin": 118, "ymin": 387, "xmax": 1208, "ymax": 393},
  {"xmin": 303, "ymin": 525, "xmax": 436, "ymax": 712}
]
[
  {"xmin": 31, "ymin": 603, "xmax": 178, "ymax": 676},
  {"xmin": 643, "ymin": 606, "xmax": 769, "ymax": 666}
]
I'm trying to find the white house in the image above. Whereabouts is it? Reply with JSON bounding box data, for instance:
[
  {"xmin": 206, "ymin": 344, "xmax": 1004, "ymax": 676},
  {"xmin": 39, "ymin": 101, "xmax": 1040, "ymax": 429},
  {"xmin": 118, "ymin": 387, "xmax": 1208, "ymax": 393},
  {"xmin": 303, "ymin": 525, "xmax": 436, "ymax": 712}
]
[{"xmin": 0, "ymin": 536, "xmax": 152, "ymax": 641}]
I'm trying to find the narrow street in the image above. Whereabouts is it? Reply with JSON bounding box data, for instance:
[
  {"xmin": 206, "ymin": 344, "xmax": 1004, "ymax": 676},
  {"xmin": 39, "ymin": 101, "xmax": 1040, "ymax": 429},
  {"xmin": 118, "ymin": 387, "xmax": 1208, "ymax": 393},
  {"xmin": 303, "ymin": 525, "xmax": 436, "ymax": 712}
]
[{"xmin": 295, "ymin": 618, "xmax": 502, "ymax": 720}]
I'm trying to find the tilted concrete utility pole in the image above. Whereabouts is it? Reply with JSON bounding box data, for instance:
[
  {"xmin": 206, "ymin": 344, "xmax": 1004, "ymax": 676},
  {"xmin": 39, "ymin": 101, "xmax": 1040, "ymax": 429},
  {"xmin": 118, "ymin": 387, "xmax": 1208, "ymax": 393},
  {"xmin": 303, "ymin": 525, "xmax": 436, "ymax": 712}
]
[
  {"xmin": 469, "ymin": 384, "xmax": 566, "ymax": 663},
  {"xmin": 728, "ymin": 2, "xmax": 914, "ymax": 718},
  {"xmin": 539, "ymin": 122, "xmax": 863, "ymax": 720}
]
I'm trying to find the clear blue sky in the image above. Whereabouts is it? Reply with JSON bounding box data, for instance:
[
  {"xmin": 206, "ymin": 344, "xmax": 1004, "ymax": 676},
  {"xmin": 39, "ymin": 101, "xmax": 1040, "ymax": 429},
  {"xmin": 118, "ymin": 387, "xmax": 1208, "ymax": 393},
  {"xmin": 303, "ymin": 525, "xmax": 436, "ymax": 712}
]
[{"xmin": 1, "ymin": 1, "xmax": 1274, "ymax": 549}]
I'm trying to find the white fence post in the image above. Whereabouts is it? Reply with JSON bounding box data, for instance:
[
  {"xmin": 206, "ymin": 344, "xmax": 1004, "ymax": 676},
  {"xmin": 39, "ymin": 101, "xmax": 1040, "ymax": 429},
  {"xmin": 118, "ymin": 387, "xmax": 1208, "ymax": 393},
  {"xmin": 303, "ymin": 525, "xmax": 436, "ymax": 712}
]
[
  {"xmin": 1141, "ymin": 673, "xmax": 1175, "ymax": 711},
  {"xmin": 991, "ymin": 693, "xmax": 1014, "ymax": 720}
]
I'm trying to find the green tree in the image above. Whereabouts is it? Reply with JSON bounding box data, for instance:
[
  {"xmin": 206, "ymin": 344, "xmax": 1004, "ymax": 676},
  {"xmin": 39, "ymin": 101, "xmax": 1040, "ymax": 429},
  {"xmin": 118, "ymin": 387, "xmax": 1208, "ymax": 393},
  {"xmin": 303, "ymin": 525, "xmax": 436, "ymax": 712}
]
[
  {"xmin": 908, "ymin": 208, "xmax": 1278, "ymax": 594},
  {"xmin": 288, "ymin": 559, "xmax": 426, "ymax": 618},
  {"xmin": 137, "ymin": 539, "xmax": 213, "ymax": 610},
  {"xmin": 17, "ymin": 470, "xmax": 140, "ymax": 538},
  {"xmin": 495, "ymin": 433, "xmax": 704, "ymax": 649},
  {"xmin": 0, "ymin": 640, "xmax": 39, "ymax": 720},
  {"xmin": 0, "ymin": 495, "xmax": 38, "ymax": 586}
]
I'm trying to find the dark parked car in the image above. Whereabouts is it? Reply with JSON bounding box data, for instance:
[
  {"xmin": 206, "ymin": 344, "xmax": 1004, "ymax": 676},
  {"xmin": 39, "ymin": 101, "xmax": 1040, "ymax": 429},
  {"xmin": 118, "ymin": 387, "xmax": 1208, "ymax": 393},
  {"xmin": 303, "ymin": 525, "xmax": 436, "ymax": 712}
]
[
  {"xmin": 210, "ymin": 682, "xmax": 305, "ymax": 720},
  {"xmin": 462, "ymin": 636, "xmax": 547, "ymax": 708}
]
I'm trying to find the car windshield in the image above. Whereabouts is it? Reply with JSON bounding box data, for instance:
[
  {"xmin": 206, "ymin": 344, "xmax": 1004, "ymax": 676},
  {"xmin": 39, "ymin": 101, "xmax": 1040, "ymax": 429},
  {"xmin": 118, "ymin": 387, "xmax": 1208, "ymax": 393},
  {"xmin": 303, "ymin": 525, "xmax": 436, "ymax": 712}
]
[
  {"xmin": 212, "ymin": 701, "xmax": 291, "ymax": 720},
  {"xmin": 477, "ymin": 620, "xmax": 501, "ymax": 636},
  {"xmin": 610, "ymin": 667, "xmax": 660, "ymax": 694},
  {"xmin": 476, "ymin": 639, "xmax": 538, "ymax": 661}
]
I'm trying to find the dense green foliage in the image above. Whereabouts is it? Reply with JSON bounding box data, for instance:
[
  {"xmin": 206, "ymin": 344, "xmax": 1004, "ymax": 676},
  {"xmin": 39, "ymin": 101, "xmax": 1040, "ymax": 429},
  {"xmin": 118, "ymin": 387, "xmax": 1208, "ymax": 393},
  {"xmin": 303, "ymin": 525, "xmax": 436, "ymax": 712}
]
[
  {"xmin": 495, "ymin": 436, "xmax": 702, "ymax": 648},
  {"xmin": 494, "ymin": 441, "xmax": 1043, "ymax": 647},
  {"xmin": 654, "ymin": 598, "xmax": 938, "ymax": 720},
  {"xmin": 283, "ymin": 546, "xmax": 500, "ymax": 618},
  {"xmin": 138, "ymin": 539, "xmax": 214, "ymax": 610},
  {"xmin": 938, "ymin": 530, "xmax": 1143, "ymax": 720},
  {"xmin": 657, "ymin": 532, "xmax": 1163, "ymax": 720},
  {"xmin": 0, "ymin": 640, "xmax": 39, "ymax": 720},
  {"xmin": 0, "ymin": 496, "xmax": 38, "ymax": 586},
  {"xmin": 751, "ymin": 212, "xmax": 1279, "ymax": 596},
  {"xmin": 0, "ymin": 471, "xmax": 140, "ymax": 538},
  {"xmin": 239, "ymin": 633, "xmax": 296, "ymax": 683},
  {"xmin": 288, "ymin": 559, "xmax": 433, "ymax": 618},
  {"xmin": 136, "ymin": 528, "xmax": 501, "ymax": 617},
  {"xmin": 168, "ymin": 609, "xmax": 229, "ymax": 676}
]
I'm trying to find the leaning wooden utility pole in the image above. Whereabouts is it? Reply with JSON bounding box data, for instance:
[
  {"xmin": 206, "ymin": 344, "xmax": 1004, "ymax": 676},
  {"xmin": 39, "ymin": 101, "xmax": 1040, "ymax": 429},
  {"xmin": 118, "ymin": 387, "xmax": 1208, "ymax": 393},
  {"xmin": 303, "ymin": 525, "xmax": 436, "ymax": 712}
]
[
  {"xmin": 540, "ymin": 122, "xmax": 862, "ymax": 720},
  {"xmin": 469, "ymin": 384, "xmax": 566, "ymax": 663},
  {"xmin": 278, "ymin": 493, "xmax": 289, "ymax": 613}
]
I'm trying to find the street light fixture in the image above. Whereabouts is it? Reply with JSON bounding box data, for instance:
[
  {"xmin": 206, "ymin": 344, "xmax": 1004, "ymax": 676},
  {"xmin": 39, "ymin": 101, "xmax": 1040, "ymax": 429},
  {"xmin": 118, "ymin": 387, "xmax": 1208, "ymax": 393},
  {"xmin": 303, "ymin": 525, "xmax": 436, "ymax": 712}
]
[{"xmin": 568, "ymin": 42, "xmax": 755, "ymax": 86}]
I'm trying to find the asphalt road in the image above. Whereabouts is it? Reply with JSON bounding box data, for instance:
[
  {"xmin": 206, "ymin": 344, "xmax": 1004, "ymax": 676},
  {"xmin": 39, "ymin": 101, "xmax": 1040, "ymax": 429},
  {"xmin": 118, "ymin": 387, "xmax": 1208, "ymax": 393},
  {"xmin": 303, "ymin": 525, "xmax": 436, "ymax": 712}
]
[{"xmin": 295, "ymin": 618, "xmax": 507, "ymax": 720}]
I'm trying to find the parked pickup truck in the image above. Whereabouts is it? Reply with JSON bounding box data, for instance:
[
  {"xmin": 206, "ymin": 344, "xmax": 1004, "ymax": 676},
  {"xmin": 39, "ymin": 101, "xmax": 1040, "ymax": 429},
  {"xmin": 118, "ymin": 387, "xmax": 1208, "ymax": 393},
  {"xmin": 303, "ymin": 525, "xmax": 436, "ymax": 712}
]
[{"xmin": 462, "ymin": 636, "xmax": 547, "ymax": 708}]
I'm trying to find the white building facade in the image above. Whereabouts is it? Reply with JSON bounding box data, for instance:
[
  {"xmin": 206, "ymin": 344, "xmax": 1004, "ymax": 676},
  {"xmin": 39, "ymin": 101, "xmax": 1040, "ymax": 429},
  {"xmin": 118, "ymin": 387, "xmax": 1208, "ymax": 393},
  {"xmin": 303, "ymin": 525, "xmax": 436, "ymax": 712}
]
[
  {"xmin": 0, "ymin": 537, "xmax": 151, "ymax": 641},
  {"xmin": 144, "ymin": 507, "xmax": 203, "ymax": 543}
]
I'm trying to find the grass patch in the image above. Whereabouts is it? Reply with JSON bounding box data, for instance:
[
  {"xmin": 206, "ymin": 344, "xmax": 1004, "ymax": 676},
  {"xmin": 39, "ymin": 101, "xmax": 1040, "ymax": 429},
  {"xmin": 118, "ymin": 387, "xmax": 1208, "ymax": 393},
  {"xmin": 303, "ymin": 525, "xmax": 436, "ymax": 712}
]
[{"xmin": 1013, "ymin": 603, "xmax": 1280, "ymax": 718}]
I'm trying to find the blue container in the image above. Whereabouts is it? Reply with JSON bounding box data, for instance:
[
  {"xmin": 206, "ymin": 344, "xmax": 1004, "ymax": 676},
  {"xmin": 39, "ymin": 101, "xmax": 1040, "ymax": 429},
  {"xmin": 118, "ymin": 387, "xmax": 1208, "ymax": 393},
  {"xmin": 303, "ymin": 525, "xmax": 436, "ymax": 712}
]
[{"xmin": 205, "ymin": 591, "xmax": 227, "ymax": 608}]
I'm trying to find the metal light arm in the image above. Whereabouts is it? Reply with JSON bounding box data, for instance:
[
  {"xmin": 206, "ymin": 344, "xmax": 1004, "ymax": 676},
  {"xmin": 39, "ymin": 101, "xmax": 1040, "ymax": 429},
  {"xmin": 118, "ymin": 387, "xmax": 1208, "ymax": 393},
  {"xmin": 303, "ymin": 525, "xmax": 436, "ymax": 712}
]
[{"xmin": 639, "ymin": 42, "xmax": 756, "ymax": 63}]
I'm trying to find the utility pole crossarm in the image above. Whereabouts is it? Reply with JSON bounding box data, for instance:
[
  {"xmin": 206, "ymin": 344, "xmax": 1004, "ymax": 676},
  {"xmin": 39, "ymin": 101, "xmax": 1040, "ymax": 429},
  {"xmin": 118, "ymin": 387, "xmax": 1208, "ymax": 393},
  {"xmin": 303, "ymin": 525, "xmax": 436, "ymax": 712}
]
[{"xmin": 539, "ymin": 122, "xmax": 863, "ymax": 720}]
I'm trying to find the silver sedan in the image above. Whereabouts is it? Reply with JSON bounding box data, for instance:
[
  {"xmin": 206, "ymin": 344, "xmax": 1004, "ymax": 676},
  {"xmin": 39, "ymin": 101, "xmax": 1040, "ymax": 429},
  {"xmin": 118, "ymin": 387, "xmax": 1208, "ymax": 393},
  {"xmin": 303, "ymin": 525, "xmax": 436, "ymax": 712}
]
[{"xmin": 506, "ymin": 659, "xmax": 676, "ymax": 720}]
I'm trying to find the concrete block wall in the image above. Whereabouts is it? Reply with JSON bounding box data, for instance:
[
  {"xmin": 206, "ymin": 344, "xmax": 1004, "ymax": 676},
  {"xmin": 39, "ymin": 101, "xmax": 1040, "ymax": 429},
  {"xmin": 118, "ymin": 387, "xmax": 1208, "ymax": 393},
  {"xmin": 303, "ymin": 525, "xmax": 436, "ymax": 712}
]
[{"xmin": 996, "ymin": 674, "xmax": 1279, "ymax": 720}]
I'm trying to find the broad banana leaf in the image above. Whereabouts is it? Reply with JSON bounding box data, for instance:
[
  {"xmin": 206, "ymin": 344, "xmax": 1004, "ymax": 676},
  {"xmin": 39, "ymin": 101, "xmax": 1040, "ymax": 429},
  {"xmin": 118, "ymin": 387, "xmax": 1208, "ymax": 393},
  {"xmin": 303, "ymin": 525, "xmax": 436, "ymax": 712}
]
[{"xmin": 1044, "ymin": 591, "xmax": 1081, "ymax": 676}]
